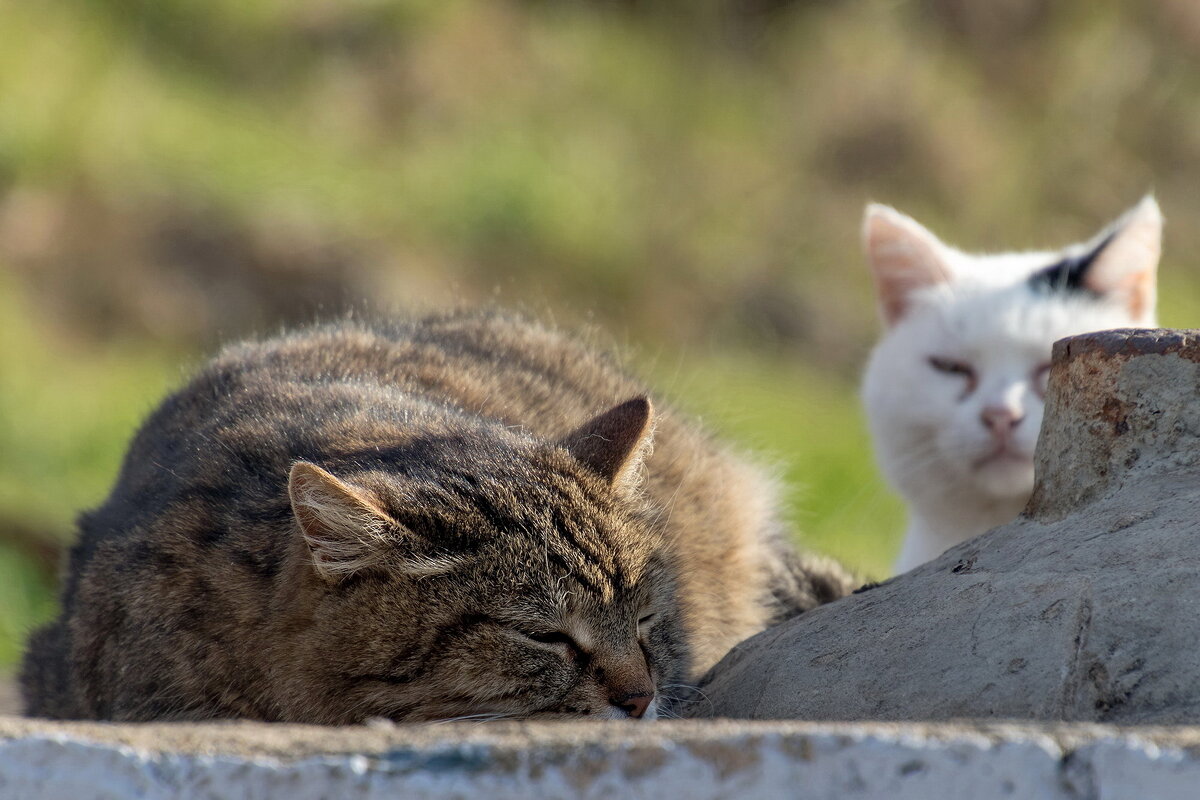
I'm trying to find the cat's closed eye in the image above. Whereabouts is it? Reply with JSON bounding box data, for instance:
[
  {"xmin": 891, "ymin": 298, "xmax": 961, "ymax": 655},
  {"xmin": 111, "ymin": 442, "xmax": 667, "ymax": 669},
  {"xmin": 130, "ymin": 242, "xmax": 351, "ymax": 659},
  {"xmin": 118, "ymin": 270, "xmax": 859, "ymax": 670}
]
[
  {"xmin": 927, "ymin": 356, "xmax": 977, "ymax": 391},
  {"xmin": 524, "ymin": 629, "xmax": 584, "ymax": 658},
  {"xmin": 637, "ymin": 612, "xmax": 657, "ymax": 635}
]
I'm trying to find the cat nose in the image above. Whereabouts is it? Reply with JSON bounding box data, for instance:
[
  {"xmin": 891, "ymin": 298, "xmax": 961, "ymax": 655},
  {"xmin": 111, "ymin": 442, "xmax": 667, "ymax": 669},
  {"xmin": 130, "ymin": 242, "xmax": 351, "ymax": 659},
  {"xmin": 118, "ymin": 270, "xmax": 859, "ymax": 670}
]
[
  {"xmin": 981, "ymin": 406, "xmax": 1023, "ymax": 435},
  {"xmin": 611, "ymin": 691, "xmax": 654, "ymax": 719}
]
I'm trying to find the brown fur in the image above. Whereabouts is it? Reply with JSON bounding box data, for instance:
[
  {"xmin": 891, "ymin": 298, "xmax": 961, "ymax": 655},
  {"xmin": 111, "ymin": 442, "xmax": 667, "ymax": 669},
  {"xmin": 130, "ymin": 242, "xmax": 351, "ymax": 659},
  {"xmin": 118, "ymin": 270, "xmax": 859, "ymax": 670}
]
[{"xmin": 21, "ymin": 311, "xmax": 854, "ymax": 722}]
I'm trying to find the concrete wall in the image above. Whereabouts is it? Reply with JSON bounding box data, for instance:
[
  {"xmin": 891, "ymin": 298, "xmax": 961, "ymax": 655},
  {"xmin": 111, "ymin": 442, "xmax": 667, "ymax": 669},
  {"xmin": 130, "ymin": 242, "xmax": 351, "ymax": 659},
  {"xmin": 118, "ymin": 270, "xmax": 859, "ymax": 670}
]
[{"xmin": 4, "ymin": 717, "xmax": 1200, "ymax": 800}]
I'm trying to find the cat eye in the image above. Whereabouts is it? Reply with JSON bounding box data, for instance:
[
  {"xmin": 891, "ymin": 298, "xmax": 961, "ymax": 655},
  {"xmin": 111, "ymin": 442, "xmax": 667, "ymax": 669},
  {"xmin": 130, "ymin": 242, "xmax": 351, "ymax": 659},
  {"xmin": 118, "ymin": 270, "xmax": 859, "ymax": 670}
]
[
  {"xmin": 927, "ymin": 356, "xmax": 978, "ymax": 393},
  {"xmin": 524, "ymin": 630, "xmax": 581, "ymax": 654},
  {"xmin": 637, "ymin": 612, "xmax": 657, "ymax": 630},
  {"xmin": 927, "ymin": 356, "xmax": 973, "ymax": 378}
]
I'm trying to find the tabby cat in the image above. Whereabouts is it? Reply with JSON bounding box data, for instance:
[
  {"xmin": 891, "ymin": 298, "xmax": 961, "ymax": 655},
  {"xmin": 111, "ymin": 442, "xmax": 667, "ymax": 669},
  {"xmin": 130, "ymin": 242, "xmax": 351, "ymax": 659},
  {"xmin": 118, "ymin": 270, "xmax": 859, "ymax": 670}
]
[{"xmin": 22, "ymin": 311, "xmax": 853, "ymax": 723}]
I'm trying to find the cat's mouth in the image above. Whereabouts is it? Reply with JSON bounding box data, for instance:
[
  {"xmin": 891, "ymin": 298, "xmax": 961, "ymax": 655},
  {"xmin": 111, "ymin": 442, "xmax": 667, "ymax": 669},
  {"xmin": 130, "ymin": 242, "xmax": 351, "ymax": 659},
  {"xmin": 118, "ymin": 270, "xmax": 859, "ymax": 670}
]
[
  {"xmin": 969, "ymin": 445, "xmax": 1036, "ymax": 499},
  {"xmin": 972, "ymin": 446, "xmax": 1032, "ymax": 470}
]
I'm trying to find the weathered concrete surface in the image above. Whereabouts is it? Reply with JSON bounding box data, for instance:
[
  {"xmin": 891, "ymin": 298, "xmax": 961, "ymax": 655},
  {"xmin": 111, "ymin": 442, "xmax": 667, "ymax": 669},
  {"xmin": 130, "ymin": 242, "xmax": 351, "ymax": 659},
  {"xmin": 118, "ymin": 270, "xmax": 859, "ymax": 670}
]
[
  {"xmin": 1028, "ymin": 328, "xmax": 1200, "ymax": 523},
  {"xmin": 698, "ymin": 329, "xmax": 1200, "ymax": 724},
  {"xmin": 3, "ymin": 716, "xmax": 1200, "ymax": 799}
]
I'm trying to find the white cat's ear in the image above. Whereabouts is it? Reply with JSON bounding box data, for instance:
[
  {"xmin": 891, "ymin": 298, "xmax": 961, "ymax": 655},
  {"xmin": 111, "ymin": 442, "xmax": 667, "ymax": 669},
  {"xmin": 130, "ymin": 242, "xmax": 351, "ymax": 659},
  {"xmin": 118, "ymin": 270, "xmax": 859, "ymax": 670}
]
[
  {"xmin": 288, "ymin": 462, "xmax": 400, "ymax": 581},
  {"xmin": 1082, "ymin": 195, "xmax": 1161, "ymax": 325},
  {"xmin": 559, "ymin": 396, "xmax": 655, "ymax": 494},
  {"xmin": 862, "ymin": 204, "xmax": 954, "ymax": 327}
]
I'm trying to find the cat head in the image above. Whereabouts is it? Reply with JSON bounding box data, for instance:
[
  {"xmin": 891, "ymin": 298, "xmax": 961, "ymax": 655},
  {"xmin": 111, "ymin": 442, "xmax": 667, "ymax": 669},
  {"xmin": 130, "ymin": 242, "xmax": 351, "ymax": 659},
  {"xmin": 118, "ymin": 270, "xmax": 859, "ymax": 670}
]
[
  {"xmin": 861, "ymin": 197, "xmax": 1161, "ymax": 524},
  {"xmin": 280, "ymin": 396, "xmax": 681, "ymax": 723}
]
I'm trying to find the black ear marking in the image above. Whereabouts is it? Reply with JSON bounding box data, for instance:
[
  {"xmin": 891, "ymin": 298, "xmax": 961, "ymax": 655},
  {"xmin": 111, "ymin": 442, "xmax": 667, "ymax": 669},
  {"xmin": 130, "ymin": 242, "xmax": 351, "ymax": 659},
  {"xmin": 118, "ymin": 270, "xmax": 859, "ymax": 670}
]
[{"xmin": 1028, "ymin": 232, "xmax": 1115, "ymax": 296}]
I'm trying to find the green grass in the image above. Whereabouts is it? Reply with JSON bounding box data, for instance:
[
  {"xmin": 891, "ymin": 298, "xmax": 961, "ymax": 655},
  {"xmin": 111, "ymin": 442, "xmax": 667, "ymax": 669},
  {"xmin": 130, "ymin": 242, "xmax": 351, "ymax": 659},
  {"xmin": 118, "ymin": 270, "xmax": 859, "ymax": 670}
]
[
  {"xmin": 0, "ymin": 278, "xmax": 182, "ymax": 538},
  {"xmin": 0, "ymin": 276, "xmax": 183, "ymax": 671},
  {"xmin": 0, "ymin": 545, "xmax": 58, "ymax": 669}
]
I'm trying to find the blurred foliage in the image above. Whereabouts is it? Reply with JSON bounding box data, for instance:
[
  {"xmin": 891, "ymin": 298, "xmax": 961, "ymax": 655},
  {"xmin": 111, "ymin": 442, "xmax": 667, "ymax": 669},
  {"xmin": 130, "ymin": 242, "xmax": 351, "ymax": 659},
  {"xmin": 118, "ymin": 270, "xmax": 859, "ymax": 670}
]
[{"xmin": 1, "ymin": 0, "xmax": 1197, "ymax": 672}]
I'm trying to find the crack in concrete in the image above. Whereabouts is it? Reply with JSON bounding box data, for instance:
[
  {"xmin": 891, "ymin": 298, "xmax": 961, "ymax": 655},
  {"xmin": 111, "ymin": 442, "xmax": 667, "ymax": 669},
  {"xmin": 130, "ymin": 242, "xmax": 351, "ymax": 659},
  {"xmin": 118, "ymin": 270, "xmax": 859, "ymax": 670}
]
[
  {"xmin": 1056, "ymin": 590, "xmax": 1094, "ymax": 720},
  {"xmin": 1058, "ymin": 749, "xmax": 1099, "ymax": 800}
]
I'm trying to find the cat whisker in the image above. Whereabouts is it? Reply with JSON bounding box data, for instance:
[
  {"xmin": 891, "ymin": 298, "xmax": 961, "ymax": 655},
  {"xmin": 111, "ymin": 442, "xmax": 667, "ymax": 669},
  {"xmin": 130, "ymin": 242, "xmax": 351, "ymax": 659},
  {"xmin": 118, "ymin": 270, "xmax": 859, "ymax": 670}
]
[
  {"xmin": 653, "ymin": 683, "xmax": 714, "ymax": 719},
  {"xmin": 431, "ymin": 711, "xmax": 520, "ymax": 725},
  {"xmin": 876, "ymin": 438, "xmax": 942, "ymax": 475}
]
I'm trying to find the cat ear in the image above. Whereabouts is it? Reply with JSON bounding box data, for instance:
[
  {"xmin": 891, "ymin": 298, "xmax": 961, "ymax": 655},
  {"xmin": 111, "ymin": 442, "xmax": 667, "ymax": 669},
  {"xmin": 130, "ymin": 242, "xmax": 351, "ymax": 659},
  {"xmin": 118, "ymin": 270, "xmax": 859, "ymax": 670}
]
[
  {"xmin": 1081, "ymin": 195, "xmax": 1161, "ymax": 324},
  {"xmin": 290, "ymin": 462, "xmax": 467, "ymax": 581},
  {"xmin": 862, "ymin": 204, "xmax": 954, "ymax": 327},
  {"xmin": 288, "ymin": 462, "xmax": 400, "ymax": 581},
  {"xmin": 559, "ymin": 396, "xmax": 655, "ymax": 493}
]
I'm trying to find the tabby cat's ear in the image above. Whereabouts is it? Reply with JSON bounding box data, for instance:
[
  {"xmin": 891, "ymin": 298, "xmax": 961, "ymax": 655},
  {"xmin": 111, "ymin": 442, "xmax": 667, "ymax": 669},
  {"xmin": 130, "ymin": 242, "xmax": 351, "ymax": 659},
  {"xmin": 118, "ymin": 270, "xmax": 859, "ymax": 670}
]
[
  {"xmin": 288, "ymin": 462, "xmax": 399, "ymax": 582},
  {"xmin": 559, "ymin": 396, "xmax": 655, "ymax": 493},
  {"xmin": 863, "ymin": 204, "xmax": 954, "ymax": 327},
  {"xmin": 1081, "ymin": 195, "xmax": 1161, "ymax": 325}
]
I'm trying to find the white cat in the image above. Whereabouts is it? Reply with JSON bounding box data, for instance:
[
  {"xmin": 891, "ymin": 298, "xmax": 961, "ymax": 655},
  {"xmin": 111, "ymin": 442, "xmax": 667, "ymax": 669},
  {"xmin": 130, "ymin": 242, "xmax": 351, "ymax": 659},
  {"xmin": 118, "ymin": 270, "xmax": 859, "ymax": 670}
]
[{"xmin": 861, "ymin": 197, "xmax": 1162, "ymax": 573}]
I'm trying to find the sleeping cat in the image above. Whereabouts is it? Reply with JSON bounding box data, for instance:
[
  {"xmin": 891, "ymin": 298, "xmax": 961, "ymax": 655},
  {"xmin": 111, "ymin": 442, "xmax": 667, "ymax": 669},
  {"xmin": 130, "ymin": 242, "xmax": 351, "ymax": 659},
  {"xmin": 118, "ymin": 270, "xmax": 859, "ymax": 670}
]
[
  {"xmin": 22, "ymin": 311, "xmax": 854, "ymax": 723},
  {"xmin": 862, "ymin": 197, "xmax": 1161, "ymax": 573}
]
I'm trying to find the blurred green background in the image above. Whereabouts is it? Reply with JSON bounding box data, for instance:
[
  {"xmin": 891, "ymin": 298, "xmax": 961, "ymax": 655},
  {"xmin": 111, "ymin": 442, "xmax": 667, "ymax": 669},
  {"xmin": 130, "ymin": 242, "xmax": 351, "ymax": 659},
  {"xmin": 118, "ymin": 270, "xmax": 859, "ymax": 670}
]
[{"xmin": 2, "ymin": 0, "xmax": 1199, "ymax": 676}]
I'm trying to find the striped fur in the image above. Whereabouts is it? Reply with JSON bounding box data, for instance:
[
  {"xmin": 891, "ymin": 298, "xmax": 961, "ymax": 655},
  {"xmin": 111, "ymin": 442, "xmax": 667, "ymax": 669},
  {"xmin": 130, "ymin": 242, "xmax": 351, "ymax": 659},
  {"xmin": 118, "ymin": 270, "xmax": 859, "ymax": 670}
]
[{"xmin": 22, "ymin": 311, "xmax": 854, "ymax": 723}]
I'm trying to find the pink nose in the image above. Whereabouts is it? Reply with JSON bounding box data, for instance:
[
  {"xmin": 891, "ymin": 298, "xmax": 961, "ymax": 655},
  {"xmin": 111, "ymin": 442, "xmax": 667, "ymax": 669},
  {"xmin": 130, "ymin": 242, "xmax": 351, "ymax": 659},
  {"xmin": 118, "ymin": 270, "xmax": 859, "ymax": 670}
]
[
  {"xmin": 981, "ymin": 406, "xmax": 1023, "ymax": 436},
  {"xmin": 612, "ymin": 692, "xmax": 654, "ymax": 719}
]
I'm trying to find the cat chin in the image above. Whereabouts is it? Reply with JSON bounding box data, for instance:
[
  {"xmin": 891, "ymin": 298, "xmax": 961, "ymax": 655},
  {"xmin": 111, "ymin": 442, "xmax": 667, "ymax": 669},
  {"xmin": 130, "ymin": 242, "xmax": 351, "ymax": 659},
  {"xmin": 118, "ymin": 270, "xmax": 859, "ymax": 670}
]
[
  {"xmin": 595, "ymin": 700, "xmax": 660, "ymax": 721},
  {"xmin": 970, "ymin": 454, "xmax": 1035, "ymax": 499}
]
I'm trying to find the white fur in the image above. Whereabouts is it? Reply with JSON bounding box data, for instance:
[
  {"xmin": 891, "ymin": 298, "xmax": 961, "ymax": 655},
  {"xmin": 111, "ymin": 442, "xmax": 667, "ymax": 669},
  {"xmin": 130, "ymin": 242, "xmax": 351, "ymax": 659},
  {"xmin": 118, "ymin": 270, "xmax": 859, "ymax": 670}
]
[{"xmin": 861, "ymin": 199, "xmax": 1161, "ymax": 572}]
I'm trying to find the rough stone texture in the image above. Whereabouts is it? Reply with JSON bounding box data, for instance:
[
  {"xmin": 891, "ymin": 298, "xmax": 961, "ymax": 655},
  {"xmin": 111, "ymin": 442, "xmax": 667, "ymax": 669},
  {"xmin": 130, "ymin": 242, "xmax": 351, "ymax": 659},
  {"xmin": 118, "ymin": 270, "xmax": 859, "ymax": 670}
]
[
  {"xmin": 698, "ymin": 328, "xmax": 1200, "ymax": 724},
  {"xmin": 2, "ymin": 716, "xmax": 1200, "ymax": 799}
]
